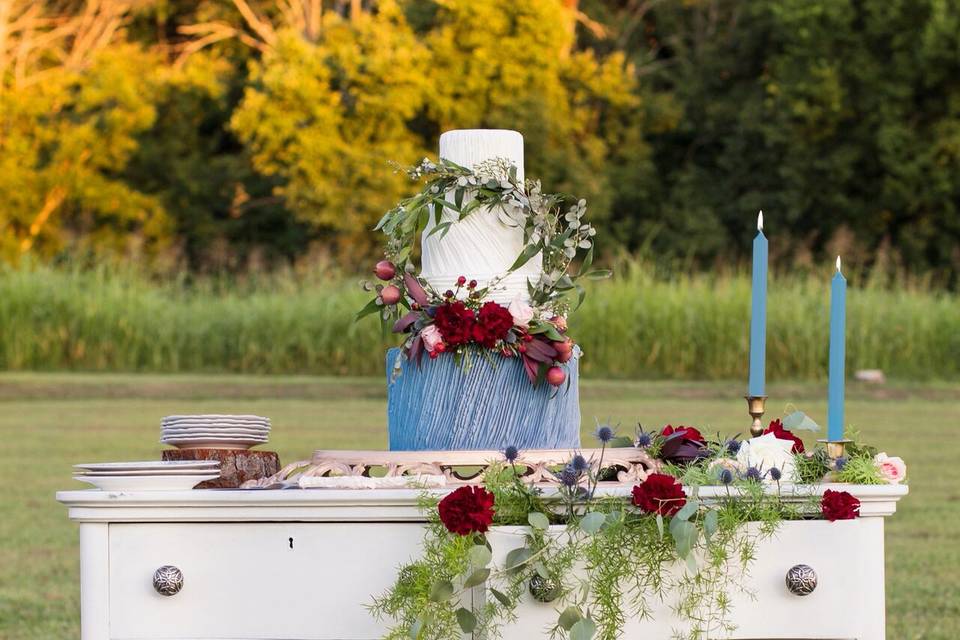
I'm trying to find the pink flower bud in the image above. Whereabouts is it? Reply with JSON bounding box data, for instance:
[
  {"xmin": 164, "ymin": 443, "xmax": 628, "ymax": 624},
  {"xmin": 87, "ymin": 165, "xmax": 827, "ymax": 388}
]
[
  {"xmin": 380, "ymin": 285, "xmax": 401, "ymax": 305},
  {"xmin": 374, "ymin": 260, "xmax": 396, "ymax": 281}
]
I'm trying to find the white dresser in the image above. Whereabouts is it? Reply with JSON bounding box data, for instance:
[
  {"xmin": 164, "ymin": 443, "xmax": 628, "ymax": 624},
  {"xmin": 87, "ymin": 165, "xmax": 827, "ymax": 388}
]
[{"xmin": 57, "ymin": 485, "xmax": 907, "ymax": 640}]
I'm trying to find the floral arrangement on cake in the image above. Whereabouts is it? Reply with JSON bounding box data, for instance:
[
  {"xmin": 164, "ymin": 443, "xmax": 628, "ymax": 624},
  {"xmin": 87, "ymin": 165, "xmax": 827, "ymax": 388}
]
[
  {"xmin": 358, "ymin": 157, "xmax": 608, "ymax": 386},
  {"xmin": 372, "ymin": 413, "xmax": 906, "ymax": 640}
]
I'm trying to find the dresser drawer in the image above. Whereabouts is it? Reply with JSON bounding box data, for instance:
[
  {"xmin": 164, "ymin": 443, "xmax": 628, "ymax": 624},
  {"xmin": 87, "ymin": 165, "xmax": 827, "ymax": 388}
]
[
  {"xmin": 487, "ymin": 518, "xmax": 884, "ymax": 639},
  {"xmin": 109, "ymin": 522, "xmax": 425, "ymax": 639}
]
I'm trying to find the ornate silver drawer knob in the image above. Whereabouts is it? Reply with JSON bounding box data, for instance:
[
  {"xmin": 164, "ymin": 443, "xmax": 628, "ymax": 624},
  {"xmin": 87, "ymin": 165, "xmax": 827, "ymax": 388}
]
[
  {"xmin": 785, "ymin": 564, "xmax": 817, "ymax": 596},
  {"xmin": 153, "ymin": 565, "xmax": 184, "ymax": 596}
]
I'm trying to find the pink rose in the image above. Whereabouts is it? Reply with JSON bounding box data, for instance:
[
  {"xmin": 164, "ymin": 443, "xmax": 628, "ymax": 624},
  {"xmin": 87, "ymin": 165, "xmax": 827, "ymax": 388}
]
[
  {"xmin": 874, "ymin": 452, "xmax": 906, "ymax": 484},
  {"xmin": 421, "ymin": 324, "xmax": 444, "ymax": 353},
  {"xmin": 507, "ymin": 296, "xmax": 534, "ymax": 328}
]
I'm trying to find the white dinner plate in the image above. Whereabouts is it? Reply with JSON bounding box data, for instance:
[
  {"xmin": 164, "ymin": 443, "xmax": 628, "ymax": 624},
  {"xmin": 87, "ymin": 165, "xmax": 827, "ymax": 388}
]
[
  {"xmin": 162, "ymin": 415, "xmax": 269, "ymax": 422},
  {"xmin": 75, "ymin": 468, "xmax": 221, "ymax": 477},
  {"xmin": 74, "ymin": 473, "xmax": 220, "ymax": 491},
  {"xmin": 161, "ymin": 426, "xmax": 269, "ymax": 434},
  {"xmin": 161, "ymin": 434, "xmax": 267, "ymax": 441},
  {"xmin": 160, "ymin": 439, "xmax": 265, "ymax": 448},
  {"xmin": 73, "ymin": 460, "xmax": 219, "ymax": 472}
]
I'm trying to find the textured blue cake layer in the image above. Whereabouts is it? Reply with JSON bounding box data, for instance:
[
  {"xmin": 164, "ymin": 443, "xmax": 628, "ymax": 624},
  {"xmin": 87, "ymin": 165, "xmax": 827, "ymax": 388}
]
[{"xmin": 386, "ymin": 348, "xmax": 581, "ymax": 451}]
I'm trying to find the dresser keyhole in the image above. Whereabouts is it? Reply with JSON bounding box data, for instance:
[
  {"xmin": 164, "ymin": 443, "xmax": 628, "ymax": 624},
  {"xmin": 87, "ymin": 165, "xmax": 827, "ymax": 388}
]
[{"xmin": 289, "ymin": 537, "xmax": 294, "ymax": 549}]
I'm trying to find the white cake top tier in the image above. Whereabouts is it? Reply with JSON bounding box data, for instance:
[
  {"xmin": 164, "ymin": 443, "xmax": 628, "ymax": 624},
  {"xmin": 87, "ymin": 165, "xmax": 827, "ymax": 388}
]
[{"xmin": 420, "ymin": 129, "xmax": 542, "ymax": 304}]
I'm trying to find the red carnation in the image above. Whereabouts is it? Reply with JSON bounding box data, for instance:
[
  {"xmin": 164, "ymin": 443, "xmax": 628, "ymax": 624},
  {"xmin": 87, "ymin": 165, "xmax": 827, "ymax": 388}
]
[
  {"xmin": 433, "ymin": 301, "xmax": 476, "ymax": 346},
  {"xmin": 472, "ymin": 301, "xmax": 515, "ymax": 348},
  {"xmin": 661, "ymin": 425, "xmax": 705, "ymax": 444},
  {"xmin": 821, "ymin": 489, "xmax": 860, "ymax": 521},
  {"xmin": 438, "ymin": 485, "xmax": 496, "ymax": 535},
  {"xmin": 631, "ymin": 473, "xmax": 687, "ymax": 517},
  {"xmin": 764, "ymin": 419, "xmax": 805, "ymax": 453}
]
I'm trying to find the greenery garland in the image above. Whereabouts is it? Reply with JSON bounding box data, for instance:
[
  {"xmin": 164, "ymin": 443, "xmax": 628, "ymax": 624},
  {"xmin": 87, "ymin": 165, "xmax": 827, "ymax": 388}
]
[
  {"xmin": 371, "ymin": 416, "xmax": 906, "ymax": 640},
  {"xmin": 361, "ymin": 157, "xmax": 609, "ymax": 323}
]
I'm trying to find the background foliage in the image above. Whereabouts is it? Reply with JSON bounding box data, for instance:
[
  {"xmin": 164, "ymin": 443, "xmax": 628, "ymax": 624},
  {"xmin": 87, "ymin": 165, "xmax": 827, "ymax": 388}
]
[{"xmin": 2, "ymin": 0, "xmax": 959, "ymax": 279}]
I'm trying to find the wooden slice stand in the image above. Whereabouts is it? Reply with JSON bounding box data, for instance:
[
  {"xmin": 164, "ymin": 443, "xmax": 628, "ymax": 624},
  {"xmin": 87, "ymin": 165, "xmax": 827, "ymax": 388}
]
[{"xmin": 162, "ymin": 448, "xmax": 280, "ymax": 489}]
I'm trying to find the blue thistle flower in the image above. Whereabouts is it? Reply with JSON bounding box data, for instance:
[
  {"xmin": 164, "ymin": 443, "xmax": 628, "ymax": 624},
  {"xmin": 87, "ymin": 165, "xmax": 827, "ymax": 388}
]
[
  {"xmin": 719, "ymin": 469, "xmax": 734, "ymax": 485},
  {"xmin": 745, "ymin": 466, "xmax": 763, "ymax": 482},
  {"xmin": 726, "ymin": 438, "xmax": 742, "ymax": 455},
  {"xmin": 635, "ymin": 431, "xmax": 653, "ymax": 448},
  {"xmin": 768, "ymin": 466, "xmax": 783, "ymax": 481},
  {"xmin": 559, "ymin": 466, "xmax": 580, "ymax": 488},
  {"xmin": 570, "ymin": 454, "xmax": 590, "ymax": 473},
  {"xmin": 594, "ymin": 423, "xmax": 616, "ymax": 444},
  {"xmin": 835, "ymin": 456, "xmax": 848, "ymax": 471},
  {"xmin": 503, "ymin": 445, "xmax": 519, "ymax": 463}
]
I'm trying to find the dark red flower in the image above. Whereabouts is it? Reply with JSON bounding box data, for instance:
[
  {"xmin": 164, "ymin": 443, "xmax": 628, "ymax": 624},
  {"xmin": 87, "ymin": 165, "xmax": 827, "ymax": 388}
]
[
  {"xmin": 764, "ymin": 419, "xmax": 805, "ymax": 453},
  {"xmin": 438, "ymin": 485, "xmax": 496, "ymax": 535},
  {"xmin": 661, "ymin": 424, "xmax": 705, "ymax": 443},
  {"xmin": 433, "ymin": 301, "xmax": 475, "ymax": 346},
  {"xmin": 631, "ymin": 473, "xmax": 687, "ymax": 517},
  {"xmin": 821, "ymin": 489, "xmax": 860, "ymax": 521},
  {"xmin": 472, "ymin": 301, "xmax": 515, "ymax": 348}
]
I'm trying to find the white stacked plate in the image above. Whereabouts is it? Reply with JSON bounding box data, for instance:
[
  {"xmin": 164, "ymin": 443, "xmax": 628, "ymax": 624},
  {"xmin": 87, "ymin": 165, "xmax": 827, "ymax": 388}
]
[
  {"xmin": 161, "ymin": 414, "xmax": 270, "ymax": 450},
  {"xmin": 73, "ymin": 461, "xmax": 221, "ymax": 491}
]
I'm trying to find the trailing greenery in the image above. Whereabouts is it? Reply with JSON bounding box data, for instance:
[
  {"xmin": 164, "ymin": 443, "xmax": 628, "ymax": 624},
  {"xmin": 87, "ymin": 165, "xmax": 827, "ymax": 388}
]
[
  {"xmin": 1, "ymin": 261, "xmax": 957, "ymax": 379},
  {"xmin": 371, "ymin": 460, "xmax": 804, "ymax": 640},
  {"xmin": 370, "ymin": 419, "xmax": 901, "ymax": 640}
]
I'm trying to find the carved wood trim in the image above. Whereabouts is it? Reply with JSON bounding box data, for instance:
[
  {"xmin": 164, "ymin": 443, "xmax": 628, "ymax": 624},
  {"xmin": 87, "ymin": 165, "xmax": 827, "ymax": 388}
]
[{"xmin": 240, "ymin": 448, "xmax": 660, "ymax": 489}]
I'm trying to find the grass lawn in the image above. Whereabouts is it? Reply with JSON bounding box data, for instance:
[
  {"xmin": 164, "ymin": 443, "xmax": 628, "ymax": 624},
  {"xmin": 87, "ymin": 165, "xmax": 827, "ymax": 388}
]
[{"xmin": 0, "ymin": 373, "xmax": 957, "ymax": 639}]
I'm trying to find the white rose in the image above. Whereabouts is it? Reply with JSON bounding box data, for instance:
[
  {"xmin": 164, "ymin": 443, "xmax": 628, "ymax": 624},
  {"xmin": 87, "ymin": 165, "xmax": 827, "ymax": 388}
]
[
  {"xmin": 736, "ymin": 433, "xmax": 798, "ymax": 482},
  {"xmin": 507, "ymin": 295, "xmax": 534, "ymax": 328}
]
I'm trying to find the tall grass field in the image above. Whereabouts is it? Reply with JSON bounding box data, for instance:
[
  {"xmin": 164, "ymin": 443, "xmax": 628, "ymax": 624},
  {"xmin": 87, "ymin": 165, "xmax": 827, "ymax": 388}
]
[{"xmin": 0, "ymin": 262, "xmax": 956, "ymax": 380}]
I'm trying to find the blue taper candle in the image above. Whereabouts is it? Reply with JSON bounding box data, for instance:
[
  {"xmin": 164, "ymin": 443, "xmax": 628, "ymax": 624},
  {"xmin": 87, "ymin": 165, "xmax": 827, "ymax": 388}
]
[
  {"xmin": 827, "ymin": 256, "xmax": 847, "ymax": 441},
  {"xmin": 748, "ymin": 211, "xmax": 768, "ymax": 397}
]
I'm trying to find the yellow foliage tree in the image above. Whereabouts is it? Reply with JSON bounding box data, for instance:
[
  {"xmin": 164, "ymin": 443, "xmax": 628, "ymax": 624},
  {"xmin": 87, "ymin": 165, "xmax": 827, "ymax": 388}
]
[{"xmin": 230, "ymin": 1, "xmax": 432, "ymax": 255}]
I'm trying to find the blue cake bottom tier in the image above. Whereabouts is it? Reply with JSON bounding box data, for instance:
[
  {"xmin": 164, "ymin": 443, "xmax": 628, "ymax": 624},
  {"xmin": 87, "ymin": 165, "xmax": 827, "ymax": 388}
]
[{"xmin": 386, "ymin": 347, "xmax": 581, "ymax": 451}]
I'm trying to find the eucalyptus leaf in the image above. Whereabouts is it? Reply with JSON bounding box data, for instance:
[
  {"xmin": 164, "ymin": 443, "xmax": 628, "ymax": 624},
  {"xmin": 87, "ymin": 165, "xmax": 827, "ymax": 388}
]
[
  {"xmin": 782, "ymin": 410, "xmax": 822, "ymax": 432},
  {"xmin": 685, "ymin": 552, "xmax": 699, "ymax": 575},
  {"xmin": 578, "ymin": 245, "xmax": 594, "ymax": 275},
  {"xmin": 505, "ymin": 547, "xmax": 533, "ymax": 572},
  {"xmin": 355, "ymin": 298, "xmax": 383, "ymax": 321},
  {"xmin": 509, "ymin": 244, "xmax": 542, "ymax": 272},
  {"xmin": 408, "ymin": 617, "xmax": 423, "ymax": 639},
  {"xmin": 585, "ymin": 269, "xmax": 613, "ymax": 280},
  {"xmin": 558, "ymin": 607, "xmax": 582, "ymax": 631},
  {"xmin": 428, "ymin": 579, "xmax": 454, "ymax": 602},
  {"xmin": 463, "ymin": 568, "xmax": 490, "ymax": 588},
  {"xmin": 704, "ymin": 509, "xmax": 719, "ymax": 540},
  {"xmin": 490, "ymin": 587, "xmax": 512, "ymax": 607},
  {"xmin": 574, "ymin": 283, "xmax": 586, "ymax": 311},
  {"xmin": 674, "ymin": 500, "xmax": 699, "ymax": 522},
  {"xmin": 570, "ymin": 617, "xmax": 597, "ymax": 640},
  {"xmin": 579, "ymin": 512, "xmax": 606, "ymax": 534},
  {"xmin": 656, "ymin": 513, "xmax": 664, "ymax": 540},
  {"xmin": 528, "ymin": 512, "xmax": 550, "ymax": 530},
  {"xmin": 455, "ymin": 607, "xmax": 477, "ymax": 633},
  {"xmin": 533, "ymin": 561, "xmax": 550, "ymax": 579},
  {"xmin": 468, "ymin": 544, "xmax": 492, "ymax": 569},
  {"xmin": 669, "ymin": 518, "xmax": 699, "ymax": 558}
]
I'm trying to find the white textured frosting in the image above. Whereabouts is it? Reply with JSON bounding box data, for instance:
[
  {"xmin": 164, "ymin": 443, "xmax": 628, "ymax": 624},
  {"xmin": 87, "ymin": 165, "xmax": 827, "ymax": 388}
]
[{"xmin": 420, "ymin": 129, "xmax": 543, "ymax": 304}]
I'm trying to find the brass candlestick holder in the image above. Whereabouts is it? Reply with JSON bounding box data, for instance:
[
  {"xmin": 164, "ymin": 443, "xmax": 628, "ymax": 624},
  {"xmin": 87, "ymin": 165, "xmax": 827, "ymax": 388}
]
[
  {"xmin": 745, "ymin": 395, "xmax": 767, "ymax": 437},
  {"xmin": 818, "ymin": 439, "xmax": 852, "ymax": 460}
]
